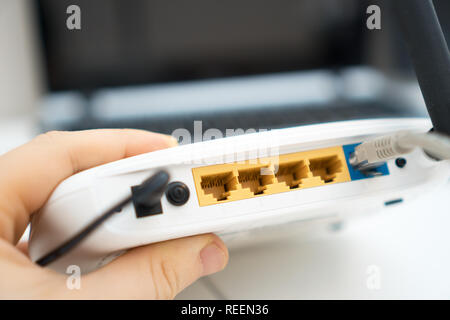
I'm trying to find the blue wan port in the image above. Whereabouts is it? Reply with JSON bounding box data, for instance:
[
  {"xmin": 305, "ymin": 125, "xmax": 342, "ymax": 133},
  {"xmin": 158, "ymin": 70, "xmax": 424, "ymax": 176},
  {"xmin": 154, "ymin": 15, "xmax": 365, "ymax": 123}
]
[{"xmin": 342, "ymin": 143, "xmax": 390, "ymax": 181}]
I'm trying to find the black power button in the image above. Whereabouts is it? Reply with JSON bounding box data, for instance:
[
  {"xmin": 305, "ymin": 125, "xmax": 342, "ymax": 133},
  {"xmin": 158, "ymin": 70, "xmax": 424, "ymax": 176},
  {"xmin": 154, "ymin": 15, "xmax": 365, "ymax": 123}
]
[{"xmin": 166, "ymin": 182, "xmax": 190, "ymax": 206}]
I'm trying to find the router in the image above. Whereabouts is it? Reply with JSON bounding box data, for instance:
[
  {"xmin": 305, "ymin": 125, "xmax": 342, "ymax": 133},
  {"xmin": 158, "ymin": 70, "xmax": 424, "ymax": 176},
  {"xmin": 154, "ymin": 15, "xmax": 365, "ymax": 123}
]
[
  {"xmin": 28, "ymin": 118, "xmax": 449, "ymax": 273},
  {"xmin": 28, "ymin": 0, "xmax": 450, "ymax": 273}
]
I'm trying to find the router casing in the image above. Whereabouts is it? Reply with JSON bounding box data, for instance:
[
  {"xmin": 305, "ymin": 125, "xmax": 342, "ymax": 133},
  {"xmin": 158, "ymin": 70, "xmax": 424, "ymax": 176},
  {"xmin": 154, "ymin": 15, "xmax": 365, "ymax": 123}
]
[{"xmin": 28, "ymin": 118, "xmax": 450, "ymax": 273}]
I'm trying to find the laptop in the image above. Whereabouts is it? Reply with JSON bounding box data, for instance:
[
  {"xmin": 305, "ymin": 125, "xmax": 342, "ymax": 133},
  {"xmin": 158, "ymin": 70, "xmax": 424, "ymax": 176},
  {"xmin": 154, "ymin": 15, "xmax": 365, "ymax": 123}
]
[{"xmin": 34, "ymin": 0, "xmax": 434, "ymax": 139}]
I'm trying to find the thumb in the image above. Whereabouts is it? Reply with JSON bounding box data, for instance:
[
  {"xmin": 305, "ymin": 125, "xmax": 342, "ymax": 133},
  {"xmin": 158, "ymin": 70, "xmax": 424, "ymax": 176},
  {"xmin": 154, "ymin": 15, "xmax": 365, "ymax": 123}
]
[{"xmin": 79, "ymin": 234, "xmax": 228, "ymax": 299}]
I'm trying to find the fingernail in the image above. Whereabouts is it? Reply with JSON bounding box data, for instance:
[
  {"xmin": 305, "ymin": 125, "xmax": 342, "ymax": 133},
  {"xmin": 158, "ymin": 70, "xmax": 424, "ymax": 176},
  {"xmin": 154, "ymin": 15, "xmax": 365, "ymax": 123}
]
[
  {"xmin": 200, "ymin": 242, "xmax": 227, "ymax": 276},
  {"xmin": 165, "ymin": 135, "xmax": 179, "ymax": 147}
]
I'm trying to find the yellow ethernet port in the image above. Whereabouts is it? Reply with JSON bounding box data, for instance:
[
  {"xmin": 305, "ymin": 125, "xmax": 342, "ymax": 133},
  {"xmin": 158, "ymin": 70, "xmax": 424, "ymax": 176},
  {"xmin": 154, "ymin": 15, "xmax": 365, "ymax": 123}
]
[
  {"xmin": 192, "ymin": 145, "xmax": 351, "ymax": 206},
  {"xmin": 237, "ymin": 166, "xmax": 273, "ymax": 195},
  {"xmin": 275, "ymin": 160, "xmax": 309, "ymax": 189},
  {"xmin": 200, "ymin": 171, "xmax": 239, "ymax": 202},
  {"xmin": 309, "ymin": 155, "xmax": 343, "ymax": 183}
]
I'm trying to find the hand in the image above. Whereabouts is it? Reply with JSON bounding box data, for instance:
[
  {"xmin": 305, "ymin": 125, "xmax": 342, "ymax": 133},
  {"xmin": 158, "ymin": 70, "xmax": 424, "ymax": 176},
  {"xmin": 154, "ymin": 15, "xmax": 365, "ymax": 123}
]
[{"xmin": 0, "ymin": 129, "xmax": 228, "ymax": 299}]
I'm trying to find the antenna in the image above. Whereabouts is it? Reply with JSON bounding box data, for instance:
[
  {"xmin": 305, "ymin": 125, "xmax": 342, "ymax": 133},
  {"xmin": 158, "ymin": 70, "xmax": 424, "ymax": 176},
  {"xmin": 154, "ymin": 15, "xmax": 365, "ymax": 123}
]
[{"xmin": 393, "ymin": 0, "xmax": 450, "ymax": 136}]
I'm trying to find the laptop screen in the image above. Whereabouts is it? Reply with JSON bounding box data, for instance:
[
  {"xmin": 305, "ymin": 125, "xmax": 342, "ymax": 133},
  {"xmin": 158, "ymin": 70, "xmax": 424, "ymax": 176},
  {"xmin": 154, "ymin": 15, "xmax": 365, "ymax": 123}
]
[{"xmin": 36, "ymin": 0, "xmax": 365, "ymax": 92}]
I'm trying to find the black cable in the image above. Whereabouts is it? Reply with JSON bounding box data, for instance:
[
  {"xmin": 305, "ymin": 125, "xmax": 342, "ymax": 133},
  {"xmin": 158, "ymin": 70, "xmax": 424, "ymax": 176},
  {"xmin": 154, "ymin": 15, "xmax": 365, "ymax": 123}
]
[
  {"xmin": 393, "ymin": 0, "xmax": 450, "ymax": 136},
  {"xmin": 36, "ymin": 170, "xmax": 170, "ymax": 267}
]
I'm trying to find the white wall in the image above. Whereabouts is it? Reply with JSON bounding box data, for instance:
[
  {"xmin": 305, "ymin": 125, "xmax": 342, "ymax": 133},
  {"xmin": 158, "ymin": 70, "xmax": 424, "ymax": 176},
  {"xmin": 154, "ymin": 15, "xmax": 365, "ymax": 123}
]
[{"xmin": 0, "ymin": 0, "xmax": 44, "ymax": 117}]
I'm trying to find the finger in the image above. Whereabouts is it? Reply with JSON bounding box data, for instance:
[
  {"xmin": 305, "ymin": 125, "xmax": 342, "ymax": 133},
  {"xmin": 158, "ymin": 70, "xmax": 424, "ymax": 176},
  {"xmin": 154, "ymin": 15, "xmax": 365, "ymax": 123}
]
[
  {"xmin": 16, "ymin": 241, "xmax": 29, "ymax": 256},
  {"xmin": 78, "ymin": 234, "xmax": 229, "ymax": 299},
  {"xmin": 0, "ymin": 129, "xmax": 177, "ymax": 243}
]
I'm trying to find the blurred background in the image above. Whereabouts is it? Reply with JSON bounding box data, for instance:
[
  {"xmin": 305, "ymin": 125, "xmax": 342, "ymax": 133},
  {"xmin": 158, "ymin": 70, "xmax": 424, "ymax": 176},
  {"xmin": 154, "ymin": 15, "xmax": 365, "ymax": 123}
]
[
  {"xmin": 5, "ymin": 0, "xmax": 450, "ymax": 139},
  {"xmin": 1, "ymin": 0, "xmax": 450, "ymax": 298}
]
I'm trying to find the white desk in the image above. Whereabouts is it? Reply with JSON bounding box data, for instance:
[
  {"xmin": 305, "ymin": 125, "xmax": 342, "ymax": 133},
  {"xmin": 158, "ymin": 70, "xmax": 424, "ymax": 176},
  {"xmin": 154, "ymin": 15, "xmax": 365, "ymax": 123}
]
[{"xmin": 178, "ymin": 182, "xmax": 450, "ymax": 299}]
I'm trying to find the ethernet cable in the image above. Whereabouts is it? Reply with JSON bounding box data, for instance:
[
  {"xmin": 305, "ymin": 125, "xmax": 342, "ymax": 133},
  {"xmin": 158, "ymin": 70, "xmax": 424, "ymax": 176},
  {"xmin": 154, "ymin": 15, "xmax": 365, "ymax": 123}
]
[{"xmin": 350, "ymin": 131, "xmax": 450, "ymax": 171}]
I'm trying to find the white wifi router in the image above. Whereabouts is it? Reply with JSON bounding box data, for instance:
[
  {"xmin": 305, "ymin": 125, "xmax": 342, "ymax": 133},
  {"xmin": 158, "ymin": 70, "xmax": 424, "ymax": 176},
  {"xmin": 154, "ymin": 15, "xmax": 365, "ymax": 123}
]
[{"xmin": 28, "ymin": 118, "xmax": 450, "ymax": 273}]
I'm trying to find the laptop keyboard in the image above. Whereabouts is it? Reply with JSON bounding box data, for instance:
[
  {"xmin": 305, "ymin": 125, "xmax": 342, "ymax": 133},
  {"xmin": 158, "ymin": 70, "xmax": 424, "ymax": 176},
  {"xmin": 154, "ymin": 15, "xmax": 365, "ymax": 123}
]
[{"xmin": 47, "ymin": 100, "xmax": 415, "ymax": 139}]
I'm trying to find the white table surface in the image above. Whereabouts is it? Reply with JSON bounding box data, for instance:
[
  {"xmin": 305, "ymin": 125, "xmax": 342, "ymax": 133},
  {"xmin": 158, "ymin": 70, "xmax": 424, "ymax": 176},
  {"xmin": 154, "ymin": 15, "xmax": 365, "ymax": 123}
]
[
  {"xmin": 2, "ymin": 116, "xmax": 449, "ymax": 299},
  {"xmin": 178, "ymin": 182, "xmax": 450, "ymax": 299}
]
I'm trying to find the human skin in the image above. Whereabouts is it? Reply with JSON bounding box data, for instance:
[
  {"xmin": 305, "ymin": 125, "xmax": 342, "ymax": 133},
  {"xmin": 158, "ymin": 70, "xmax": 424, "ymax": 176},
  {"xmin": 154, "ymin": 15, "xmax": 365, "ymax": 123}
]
[{"xmin": 0, "ymin": 129, "xmax": 228, "ymax": 299}]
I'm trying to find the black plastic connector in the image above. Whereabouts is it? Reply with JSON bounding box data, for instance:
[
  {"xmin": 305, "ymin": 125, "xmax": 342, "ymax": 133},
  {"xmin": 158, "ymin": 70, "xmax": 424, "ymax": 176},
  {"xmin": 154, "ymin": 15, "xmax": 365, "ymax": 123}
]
[
  {"xmin": 36, "ymin": 170, "xmax": 170, "ymax": 266},
  {"xmin": 132, "ymin": 171, "xmax": 169, "ymax": 218}
]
